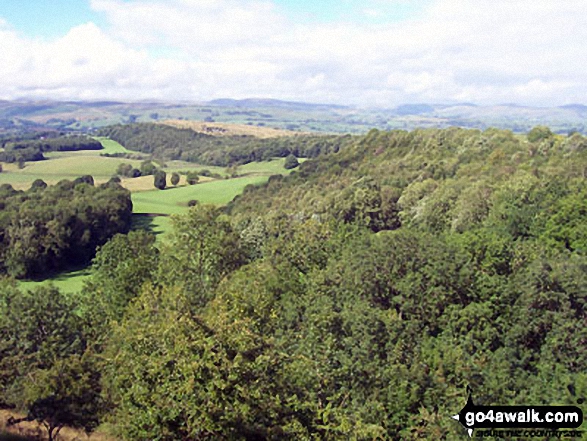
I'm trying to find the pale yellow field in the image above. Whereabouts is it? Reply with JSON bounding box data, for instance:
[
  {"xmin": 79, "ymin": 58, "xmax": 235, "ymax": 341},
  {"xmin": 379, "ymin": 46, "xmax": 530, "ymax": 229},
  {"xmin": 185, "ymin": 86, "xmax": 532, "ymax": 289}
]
[
  {"xmin": 120, "ymin": 174, "xmax": 213, "ymax": 192},
  {"xmin": 162, "ymin": 120, "xmax": 300, "ymax": 138}
]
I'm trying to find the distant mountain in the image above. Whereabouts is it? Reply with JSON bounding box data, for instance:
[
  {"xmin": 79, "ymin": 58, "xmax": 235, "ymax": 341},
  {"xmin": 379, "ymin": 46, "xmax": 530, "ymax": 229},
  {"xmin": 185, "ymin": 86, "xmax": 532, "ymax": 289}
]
[
  {"xmin": 207, "ymin": 98, "xmax": 349, "ymax": 110},
  {"xmin": 559, "ymin": 104, "xmax": 587, "ymax": 113},
  {"xmin": 394, "ymin": 104, "xmax": 435, "ymax": 115},
  {"xmin": 0, "ymin": 98, "xmax": 586, "ymax": 135}
]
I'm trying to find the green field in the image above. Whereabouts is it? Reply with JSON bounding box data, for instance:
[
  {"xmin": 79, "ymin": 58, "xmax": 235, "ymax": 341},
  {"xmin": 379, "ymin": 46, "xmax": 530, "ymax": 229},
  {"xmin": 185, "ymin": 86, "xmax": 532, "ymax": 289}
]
[
  {"xmin": 7, "ymin": 141, "xmax": 292, "ymax": 292},
  {"xmin": 132, "ymin": 175, "xmax": 270, "ymax": 215},
  {"xmin": 93, "ymin": 136, "xmax": 133, "ymax": 154},
  {"xmin": 18, "ymin": 267, "xmax": 92, "ymax": 294}
]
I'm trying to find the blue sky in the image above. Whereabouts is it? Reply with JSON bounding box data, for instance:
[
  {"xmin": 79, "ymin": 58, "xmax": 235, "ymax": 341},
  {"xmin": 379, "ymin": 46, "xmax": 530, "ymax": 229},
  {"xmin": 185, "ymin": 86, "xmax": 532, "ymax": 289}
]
[
  {"xmin": 0, "ymin": 0, "xmax": 585, "ymax": 106},
  {"xmin": 0, "ymin": 1, "xmax": 102, "ymax": 38},
  {"xmin": 0, "ymin": 0, "xmax": 428, "ymax": 37}
]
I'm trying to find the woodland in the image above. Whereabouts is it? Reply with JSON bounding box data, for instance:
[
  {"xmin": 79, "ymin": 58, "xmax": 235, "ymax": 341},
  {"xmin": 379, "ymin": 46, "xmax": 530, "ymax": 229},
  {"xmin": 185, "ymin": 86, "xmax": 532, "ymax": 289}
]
[
  {"xmin": 97, "ymin": 123, "xmax": 354, "ymax": 166},
  {"xmin": 0, "ymin": 125, "xmax": 585, "ymax": 440},
  {"xmin": 0, "ymin": 134, "xmax": 103, "ymax": 163}
]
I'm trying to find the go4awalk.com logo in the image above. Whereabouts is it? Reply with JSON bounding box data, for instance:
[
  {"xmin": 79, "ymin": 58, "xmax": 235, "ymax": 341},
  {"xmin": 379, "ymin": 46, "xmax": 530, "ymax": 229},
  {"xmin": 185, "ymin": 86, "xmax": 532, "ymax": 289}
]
[{"xmin": 451, "ymin": 391, "xmax": 584, "ymax": 438}]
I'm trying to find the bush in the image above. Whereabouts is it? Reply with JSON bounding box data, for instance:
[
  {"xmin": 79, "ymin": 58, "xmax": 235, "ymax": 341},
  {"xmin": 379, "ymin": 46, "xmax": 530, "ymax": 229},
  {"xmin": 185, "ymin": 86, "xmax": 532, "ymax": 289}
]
[{"xmin": 284, "ymin": 154, "xmax": 299, "ymax": 170}]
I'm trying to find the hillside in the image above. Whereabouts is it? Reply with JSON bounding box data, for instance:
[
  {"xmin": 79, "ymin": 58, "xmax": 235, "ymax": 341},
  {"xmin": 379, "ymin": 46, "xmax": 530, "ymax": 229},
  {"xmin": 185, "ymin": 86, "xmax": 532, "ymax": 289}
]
[
  {"xmin": 1, "ymin": 99, "xmax": 587, "ymax": 135},
  {"xmin": 162, "ymin": 120, "xmax": 301, "ymax": 138},
  {"xmin": 96, "ymin": 123, "xmax": 353, "ymax": 166},
  {"xmin": 1, "ymin": 125, "xmax": 584, "ymax": 440}
]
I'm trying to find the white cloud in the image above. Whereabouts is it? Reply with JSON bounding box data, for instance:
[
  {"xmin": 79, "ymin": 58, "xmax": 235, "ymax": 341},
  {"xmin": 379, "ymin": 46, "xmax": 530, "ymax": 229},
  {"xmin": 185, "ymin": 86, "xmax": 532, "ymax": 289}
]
[{"xmin": 0, "ymin": 0, "xmax": 586, "ymax": 105}]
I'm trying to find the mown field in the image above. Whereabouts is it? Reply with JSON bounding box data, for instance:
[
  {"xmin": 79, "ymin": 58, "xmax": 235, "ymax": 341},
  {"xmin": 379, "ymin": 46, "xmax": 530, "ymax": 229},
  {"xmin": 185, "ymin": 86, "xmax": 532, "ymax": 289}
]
[
  {"xmin": 132, "ymin": 175, "xmax": 270, "ymax": 215},
  {"xmin": 2, "ymin": 138, "xmax": 296, "ymax": 292}
]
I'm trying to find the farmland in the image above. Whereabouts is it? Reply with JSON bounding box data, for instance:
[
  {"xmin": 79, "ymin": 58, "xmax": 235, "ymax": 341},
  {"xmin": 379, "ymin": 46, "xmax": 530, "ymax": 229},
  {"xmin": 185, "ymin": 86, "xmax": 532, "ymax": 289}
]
[
  {"xmin": 132, "ymin": 175, "xmax": 271, "ymax": 215},
  {"xmin": 1, "ymin": 136, "xmax": 298, "ymax": 292}
]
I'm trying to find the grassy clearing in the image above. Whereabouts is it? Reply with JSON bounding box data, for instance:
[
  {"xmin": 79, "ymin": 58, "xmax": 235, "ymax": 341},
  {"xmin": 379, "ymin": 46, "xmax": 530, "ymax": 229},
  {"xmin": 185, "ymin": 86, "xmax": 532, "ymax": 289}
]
[
  {"xmin": 18, "ymin": 267, "xmax": 92, "ymax": 294},
  {"xmin": 18, "ymin": 155, "xmax": 141, "ymax": 178},
  {"xmin": 132, "ymin": 175, "xmax": 269, "ymax": 215},
  {"xmin": 162, "ymin": 160, "xmax": 227, "ymax": 175},
  {"xmin": 93, "ymin": 136, "xmax": 132, "ymax": 154},
  {"xmin": 132, "ymin": 214, "xmax": 174, "ymax": 239}
]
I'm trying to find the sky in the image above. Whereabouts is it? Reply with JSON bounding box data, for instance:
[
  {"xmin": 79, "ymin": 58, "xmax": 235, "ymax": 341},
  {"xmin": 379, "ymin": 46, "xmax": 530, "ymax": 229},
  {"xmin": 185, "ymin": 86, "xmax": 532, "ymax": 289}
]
[{"xmin": 0, "ymin": 0, "xmax": 585, "ymax": 107}]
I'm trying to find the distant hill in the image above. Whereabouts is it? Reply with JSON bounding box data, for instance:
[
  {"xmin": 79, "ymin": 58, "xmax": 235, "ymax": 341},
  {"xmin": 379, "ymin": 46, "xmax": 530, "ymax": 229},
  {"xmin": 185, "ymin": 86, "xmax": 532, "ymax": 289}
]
[
  {"xmin": 206, "ymin": 98, "xmax": 349, "ymax": 110},
  {"xmin": 162, "ymin": 120, "xmax": 301, "ymax": 138},
  {"xmin": 0, "ymin": 99, "xmax": 586, "ymax": 135}
]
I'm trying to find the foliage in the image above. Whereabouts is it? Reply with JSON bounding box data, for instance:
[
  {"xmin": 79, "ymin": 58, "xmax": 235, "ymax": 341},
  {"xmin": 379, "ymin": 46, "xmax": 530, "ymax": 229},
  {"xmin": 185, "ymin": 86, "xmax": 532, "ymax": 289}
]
[
  {"xmin": 284, "ymin": 153, "xmax": 299, "ymax": 169},
  {"xmin": 157, "ymin": 205, "xmax": 246, "ymax": 306},
  {"xmin": 153, "ymin": 170, "xmax": 166, "ymax": 190},
  {"xmin": 0, "ymin": 135, "xmax": 102, "ymax": 163},
  {"xmin": 0, "ymin": 179, "xmax": 132, "ymax": 278},
  {"xmin": 97, "ymin": 123, "xmax": 354, "ymax": 166},
  {"xmin": 186, "ymin": 171, "xmax": 199, "ymax": 185},
  {"xmin": 82, "ymin": 230, "xmax": 159, "ymax": 328},
  {"xmin": 527, "ymin": 125, "xmax": 553, "ymax": 142},
  {"xmin": 2, "ymin": 126, "xmax": 587, "ymax": 439}
]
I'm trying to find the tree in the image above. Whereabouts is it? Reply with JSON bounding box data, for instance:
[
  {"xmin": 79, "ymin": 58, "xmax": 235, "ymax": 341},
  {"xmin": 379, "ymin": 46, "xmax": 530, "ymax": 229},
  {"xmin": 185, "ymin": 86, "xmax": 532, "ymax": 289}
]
[
  {"xmin": 30, "ymin": 179, "xmax": 48, "ymax": 190},
  {"xmin": 116, "ymin": 163, "xmax": 133, "ymax": 177},
  {"xmin": 186, "ymin": 171, "xmax": 199, "ymax": 185},
  {"xmin": 157, "ymin": 204, "xmax": 245, "ymax": 306},
  {"xmin": 73, "ymin": 175, "xmax": 95, "ymax": 186},
  {"xmin": 82, "ymin": 230, "xmax": 159, "ymax": 327},
  {"xmin": 103, "ymin": 281, "xmax": 310, "ymax": 440},
  {"xmin": 10, "ymin": 354, "xmax": 104, "ymax": 441},
  {"xmin": 17, "ymin": 158, "xmax": 25, "ymax": 169},
  {"xmin": 140, "ymin": 160, "xmax": 158, "ymax": 176},
  {"xmin": 154, "ymin": 170, "xmax": 166, "ymax": 190},
  {"xmin": 284, "ymin": 154, "xmax": 299, "ymax": 169},
  {"xmin": 225, "ymin": 164, "xmax": 240, "ymax": 178},
  {"xmin": 171, "ymin": 172, "xmax": 180, "ymax": 186},
  {"xmin": 527, "ymin": 125, "xmax": 553, "ymax": 143},
  {"xmin": 0, "ymin": 285, "xmax": 85, "ymax": 407}
]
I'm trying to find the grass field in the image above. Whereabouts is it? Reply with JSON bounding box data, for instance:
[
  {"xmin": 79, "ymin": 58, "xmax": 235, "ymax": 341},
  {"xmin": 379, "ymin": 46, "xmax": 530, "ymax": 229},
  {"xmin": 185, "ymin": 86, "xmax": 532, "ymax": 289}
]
[
  {"xmin": 0, "ymin": 155, "xmax": 144, "ymax": 190},
  {"xmin": 93, "ymin": 136, "xmax": 133, "ymax": 154},
  {"xmin": 18, "ymin": 267, "xmax": 92, "ymax": 294},
  {"xmin": 132, "ymin": 175, "xmax": 269, "ymax": 215},
  {"xmin": 6, "ymin": 140, "xmax": 295, "ymax": 292}
]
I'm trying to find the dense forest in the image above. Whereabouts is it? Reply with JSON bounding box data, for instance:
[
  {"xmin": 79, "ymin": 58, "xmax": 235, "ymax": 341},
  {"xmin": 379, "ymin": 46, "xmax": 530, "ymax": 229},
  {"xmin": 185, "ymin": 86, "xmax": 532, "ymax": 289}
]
[
  {"xmin": 97, "ymin": 123, "xmax": 355, "ymax": 166},
  {"xmin": 0, "ymin": 178, "xmax": 132, "ymax": 279},
  {"xmin": 0, "ymin": 134, "xmax": 102, "ymax": 163},
  {"xmin": 0, "ymin": 126, "xmax": 586, "ymax": 440}
]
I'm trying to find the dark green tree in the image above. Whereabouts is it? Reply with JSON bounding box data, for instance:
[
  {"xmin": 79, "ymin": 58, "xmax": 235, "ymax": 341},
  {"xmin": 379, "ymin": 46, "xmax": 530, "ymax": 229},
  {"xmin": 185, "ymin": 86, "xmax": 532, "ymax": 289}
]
[
  {"xmin": 0, "ymin": 284, "xmax": 84, "ymax": 407},
  {"xmin": 30, "ymin": 179, "xmax": 48, "ymax": 190},
  {"xmin": 284, "ymin": 153, "xmax": 299, "ymax": 169},
  {"xmin": 153, "ymin": 170, "xmax": 166, "ymax": 190},
  {"xmin": 171, "ymin": 172, "xmax": 180, "ymax": 186},
  {"xmin": 82, "ymin": 230, "xmax": 159, "ymax": 328},
  {"xmin": 527, "ymin": 125, "xmax": 553, "ymax": 142},
  {"xmin": 157, "ymin": 204, "xmax": 245, "ymax": 306},
  {"xmin": 10, "ymin": 353, "xmax": 104, "ymax": 441}
]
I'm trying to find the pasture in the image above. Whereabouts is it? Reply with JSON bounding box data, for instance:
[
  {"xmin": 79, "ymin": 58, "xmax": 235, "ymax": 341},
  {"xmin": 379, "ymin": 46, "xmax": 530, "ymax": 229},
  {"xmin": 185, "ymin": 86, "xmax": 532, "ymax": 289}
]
[
  {"xmin": 18, "ymin": 268, "xmax": 92, "ymax": 294},
  {"xmin": 3, "ymin": 138, "xmax": 295, "ymax": 292},
  {"xmin": 132, "ymin": 175, "xmax": 270, "ymax": 215}
]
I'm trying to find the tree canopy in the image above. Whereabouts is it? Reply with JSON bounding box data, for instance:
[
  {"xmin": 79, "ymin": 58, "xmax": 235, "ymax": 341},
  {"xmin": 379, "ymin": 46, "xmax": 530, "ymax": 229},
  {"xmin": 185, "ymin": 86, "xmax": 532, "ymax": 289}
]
[{"xmin": 1, "ymin": 126, "xmax": 586, "ymax": 440}]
